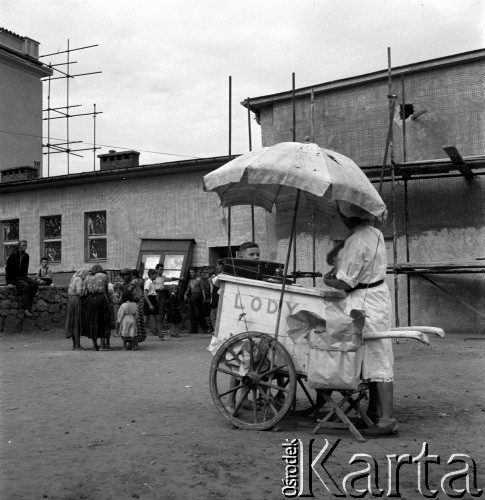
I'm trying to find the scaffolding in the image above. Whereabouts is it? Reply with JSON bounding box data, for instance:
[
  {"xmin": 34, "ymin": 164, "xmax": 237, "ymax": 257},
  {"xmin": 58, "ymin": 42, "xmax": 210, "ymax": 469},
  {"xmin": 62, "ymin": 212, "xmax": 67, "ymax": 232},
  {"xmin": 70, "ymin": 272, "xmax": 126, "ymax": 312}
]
[
  {"xmin": 240, "ymin": 49, "xmax": 485, "ymax": 328},
  {"xmin": 373, "ymin": 48, "xmax": 485, "ymax": 326},
  {"xmin": 40, "ymin": 40, "xmax": 103, "ymax": 176}
]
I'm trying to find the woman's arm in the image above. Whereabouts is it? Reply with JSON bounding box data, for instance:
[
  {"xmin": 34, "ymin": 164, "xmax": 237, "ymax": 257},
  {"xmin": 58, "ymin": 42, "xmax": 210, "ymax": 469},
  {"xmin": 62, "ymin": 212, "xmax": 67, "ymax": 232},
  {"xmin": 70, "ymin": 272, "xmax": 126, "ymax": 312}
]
[
  {"xmin": 323, "ymin": 270, "xmax": 352, "ymax": 291},
  {"xmin": 326, "ymin": 240, "xmax": 345, "ymax": 266}
]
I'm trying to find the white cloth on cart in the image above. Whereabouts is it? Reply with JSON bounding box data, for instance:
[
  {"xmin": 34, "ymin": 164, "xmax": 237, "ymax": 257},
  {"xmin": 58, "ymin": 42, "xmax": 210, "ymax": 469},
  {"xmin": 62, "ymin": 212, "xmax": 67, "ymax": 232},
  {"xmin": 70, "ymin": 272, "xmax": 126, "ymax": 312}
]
[{"xmin": 335, "ymin": 222, "xmax": 394, "ymax": 382}]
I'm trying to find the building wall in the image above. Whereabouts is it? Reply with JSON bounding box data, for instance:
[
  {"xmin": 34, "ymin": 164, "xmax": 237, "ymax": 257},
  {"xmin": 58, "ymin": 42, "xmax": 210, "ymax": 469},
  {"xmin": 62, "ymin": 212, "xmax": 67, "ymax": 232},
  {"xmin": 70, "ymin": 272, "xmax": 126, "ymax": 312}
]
[
  {"xmin": 0, "ymin": 169, "xmax": 271, "ymax": 273},
  {"xmin": 0, "ymin": 167, "xmax": 483, "ymax": 333},
  {"xmin": 259, "ymin": 59, "xmax": 485, "ymax": 166},
  {"xmin": 270, "ymin": 175, "xmax": 485, "ymax": 334},
  {"xmin": 0, "ymin": 55, "xmax": 45, "ymax": 173},
  {"xmin": 254, "ymin": 58, "xmax": 485, "ymax": 333}
]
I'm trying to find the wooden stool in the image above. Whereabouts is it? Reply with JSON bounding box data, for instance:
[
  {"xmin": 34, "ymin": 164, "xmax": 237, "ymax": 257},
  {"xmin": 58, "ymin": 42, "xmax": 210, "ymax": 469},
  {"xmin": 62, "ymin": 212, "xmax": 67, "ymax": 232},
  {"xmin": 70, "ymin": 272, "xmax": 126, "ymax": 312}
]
[{"xmin": 312, "ymin": 385, "xmax": 372, "ymax": 442}]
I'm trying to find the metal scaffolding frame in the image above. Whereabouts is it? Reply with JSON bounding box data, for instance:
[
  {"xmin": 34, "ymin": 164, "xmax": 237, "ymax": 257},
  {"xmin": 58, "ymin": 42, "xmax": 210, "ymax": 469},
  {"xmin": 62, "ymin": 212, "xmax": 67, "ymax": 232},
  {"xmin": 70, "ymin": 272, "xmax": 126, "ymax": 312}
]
[
  {"xmin": 375, "ymin": 47, "xmax": 485, "ymax": 326},
  {"xmin": 40, "ymin": 40, "xmax": 103, "ymax": 176},
  {"xmin": 242, "ymin": 48, "xmax": 485, "ymax": 328}
]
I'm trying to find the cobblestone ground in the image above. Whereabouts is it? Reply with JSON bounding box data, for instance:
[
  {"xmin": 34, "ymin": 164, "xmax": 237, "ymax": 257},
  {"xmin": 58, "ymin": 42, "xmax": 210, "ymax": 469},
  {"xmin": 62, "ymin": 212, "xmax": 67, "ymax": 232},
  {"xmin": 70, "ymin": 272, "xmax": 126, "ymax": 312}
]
[{"xmin": 1, "ymin": 330, "xmax": 484, "ymax": 500}]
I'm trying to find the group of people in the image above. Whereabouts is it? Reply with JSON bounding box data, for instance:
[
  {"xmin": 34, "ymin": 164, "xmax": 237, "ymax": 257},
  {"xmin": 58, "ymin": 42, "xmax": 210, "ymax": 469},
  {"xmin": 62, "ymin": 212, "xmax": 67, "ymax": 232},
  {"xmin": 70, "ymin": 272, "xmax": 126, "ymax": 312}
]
[
  {"xmin": 65, "ymin": 264, "xmax": 117, "ymax": 351},
  {"xmin": 185, "ymin": 242, "xmax": 260, "ymax": 335},
  {"xmin": 64, "ymin": 264, "xmax": 184, "ymax": 351}
]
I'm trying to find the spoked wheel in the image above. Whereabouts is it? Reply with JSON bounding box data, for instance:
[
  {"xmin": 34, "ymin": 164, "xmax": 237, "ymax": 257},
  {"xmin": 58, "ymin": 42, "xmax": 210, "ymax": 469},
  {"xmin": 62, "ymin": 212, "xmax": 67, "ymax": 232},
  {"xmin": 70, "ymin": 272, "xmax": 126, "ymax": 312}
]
[
  {"xmin": 209, "ymin": 331, "xmax": 297, "ymax": 430},
  {"xmin": 276, "ymin": 372, "xmax": 317, "ymax": 416}
]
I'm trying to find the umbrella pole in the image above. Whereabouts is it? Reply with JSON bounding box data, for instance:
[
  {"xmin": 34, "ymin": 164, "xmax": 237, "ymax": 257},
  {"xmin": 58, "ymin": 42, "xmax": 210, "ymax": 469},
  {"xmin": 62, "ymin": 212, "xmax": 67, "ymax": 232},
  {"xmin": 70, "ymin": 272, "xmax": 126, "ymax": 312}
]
[{"xmin": 274, "ymin": 189, "xmax": 301, "ymax": 340}]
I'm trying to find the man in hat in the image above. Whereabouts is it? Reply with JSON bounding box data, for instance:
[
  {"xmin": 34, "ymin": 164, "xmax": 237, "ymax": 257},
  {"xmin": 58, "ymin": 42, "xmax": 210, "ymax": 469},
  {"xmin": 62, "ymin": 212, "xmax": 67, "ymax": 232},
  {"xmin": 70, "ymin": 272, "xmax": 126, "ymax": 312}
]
[{"xmin": 6, "ymin": 240, "xmax": 38, "ymax": 318}]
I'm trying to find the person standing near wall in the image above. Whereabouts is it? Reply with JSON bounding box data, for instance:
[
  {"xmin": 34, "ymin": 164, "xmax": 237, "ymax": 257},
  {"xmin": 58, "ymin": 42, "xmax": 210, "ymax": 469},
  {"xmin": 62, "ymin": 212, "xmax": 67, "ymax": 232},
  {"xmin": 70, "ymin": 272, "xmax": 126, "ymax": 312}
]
[
  {"xmin": 144, "ymin": 269, "xmax": 163, "ymax": 339},
  {"xmin": 65, "ymin": 268, "xmax": 89, "ymax": 350},
  {"xmin": 130, "ymin": 269, "xmax": 147, "ymax": 345},
  {"xmin": 154, "ymin": 263, "xmax": 169, "ymax": 337},
  {"xmin": 209, "ymin": 259, "xmax": 224, "ymax": 333},
  {"xmin": 5, "ymin": 240, "xmax": 38, "ymax": 318},
  {"xmin": 166, "ymin": 287, "xmax": 183, "ymax": 338},
  {"xmin": 84, "ymin": 264, "xmax": 111, "ymax": 351},
  {"xmin": 184, "ymin": 269, "xmax": 208, "ymax": 334}
]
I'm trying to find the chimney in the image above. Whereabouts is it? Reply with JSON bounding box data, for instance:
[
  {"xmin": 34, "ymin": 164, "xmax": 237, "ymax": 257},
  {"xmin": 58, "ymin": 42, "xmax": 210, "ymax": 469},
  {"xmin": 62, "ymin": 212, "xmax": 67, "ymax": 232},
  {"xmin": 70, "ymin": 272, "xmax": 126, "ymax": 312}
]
[
  {"xmin": 1, "ymin": 166, "xmax": 39, "ymax": 183},
  {"xmin": 97, "ymin": 150, "xmax": 140, "ymax": 171}
]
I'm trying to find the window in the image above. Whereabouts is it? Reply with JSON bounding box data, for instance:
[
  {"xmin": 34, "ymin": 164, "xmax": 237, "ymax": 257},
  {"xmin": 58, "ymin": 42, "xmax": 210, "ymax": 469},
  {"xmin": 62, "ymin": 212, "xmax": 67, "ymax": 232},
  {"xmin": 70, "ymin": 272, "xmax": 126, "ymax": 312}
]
[
  {"xmin": 41, "ymin": 215, "xmax": 62, "ymax": 262},
  {"xmin": 137, "ymin": 239, "xmax": 195, "ymax": 280},
  {"xmin": 2, "ymin": 219, "xmax": 19, "ymax": 264},
  {"xmin": 85, "ymin": 211, "xmax": 107, "ymax": 261}
]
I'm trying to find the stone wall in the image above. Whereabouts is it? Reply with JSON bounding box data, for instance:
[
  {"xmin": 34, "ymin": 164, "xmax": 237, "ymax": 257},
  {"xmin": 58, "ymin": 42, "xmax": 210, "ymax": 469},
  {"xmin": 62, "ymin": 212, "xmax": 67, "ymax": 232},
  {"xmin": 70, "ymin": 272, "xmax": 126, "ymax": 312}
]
[{"xmin": 0, "ymin": 285, "xmax": 68, "ymax": 333}]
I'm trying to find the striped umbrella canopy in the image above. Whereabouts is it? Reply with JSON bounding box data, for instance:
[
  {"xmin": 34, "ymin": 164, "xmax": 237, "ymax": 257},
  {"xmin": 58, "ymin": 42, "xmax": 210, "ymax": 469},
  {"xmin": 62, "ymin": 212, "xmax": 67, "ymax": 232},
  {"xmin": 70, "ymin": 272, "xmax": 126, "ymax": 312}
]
[{"xmin": 203, "ymin": 141, "xmax": 386, "ymax": 221}]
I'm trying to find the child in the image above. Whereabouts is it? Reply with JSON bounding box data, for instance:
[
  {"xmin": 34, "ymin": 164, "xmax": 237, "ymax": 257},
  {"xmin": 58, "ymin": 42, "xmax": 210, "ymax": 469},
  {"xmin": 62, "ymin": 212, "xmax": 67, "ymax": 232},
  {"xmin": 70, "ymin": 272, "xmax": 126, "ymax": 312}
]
[
  {"xmin": 166, "ymin": 287, "xmax": 183, "ymax": 338},
  {"xmin": 117, "ymin": 291, "xmax": 139, "ymax": 350},
  {"xmin": 238, "ymin": 241, "xmax": 260, "ymax": 260},
  {"xmin": 144, "ymin": 269, "xmax": 163, "ymax": 338},
  {"xmin": 36, "ymin": 257, "xmax": 53, "ymax": 286}
]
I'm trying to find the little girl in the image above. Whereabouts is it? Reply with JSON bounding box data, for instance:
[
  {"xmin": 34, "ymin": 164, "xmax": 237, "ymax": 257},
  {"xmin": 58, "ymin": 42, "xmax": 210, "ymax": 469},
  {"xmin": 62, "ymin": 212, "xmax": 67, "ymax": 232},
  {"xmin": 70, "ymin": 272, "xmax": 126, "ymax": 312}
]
[
  {"xmin": 117, "ymin": 291, "xmax": 139, "ymax": 350},
  {"xmin": 166, "ymin": 287, "xmax": 183, "ymax": 337}
]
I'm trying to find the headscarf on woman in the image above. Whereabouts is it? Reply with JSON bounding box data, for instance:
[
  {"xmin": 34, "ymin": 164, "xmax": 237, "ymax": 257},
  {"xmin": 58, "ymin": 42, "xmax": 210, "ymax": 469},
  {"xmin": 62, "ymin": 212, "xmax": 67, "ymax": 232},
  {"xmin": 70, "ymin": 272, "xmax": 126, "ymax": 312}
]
[{"xmin": 68, "ymin": 268, "xmax": 90, "ymax": 295}]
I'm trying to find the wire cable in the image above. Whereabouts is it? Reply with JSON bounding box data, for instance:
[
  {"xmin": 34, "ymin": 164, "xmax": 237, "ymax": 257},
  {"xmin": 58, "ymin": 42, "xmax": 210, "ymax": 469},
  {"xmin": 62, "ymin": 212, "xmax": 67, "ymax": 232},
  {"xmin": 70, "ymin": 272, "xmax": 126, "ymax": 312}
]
[{"xmin": 0, "ymin": 129, "xmax": 202, "ymax": 159}]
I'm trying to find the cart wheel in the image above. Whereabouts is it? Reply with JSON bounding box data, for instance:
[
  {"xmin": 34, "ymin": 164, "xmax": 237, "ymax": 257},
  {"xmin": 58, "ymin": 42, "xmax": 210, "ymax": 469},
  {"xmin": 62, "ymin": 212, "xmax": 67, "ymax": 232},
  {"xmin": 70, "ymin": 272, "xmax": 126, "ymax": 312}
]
[
  {"xmin": 209, "ymin": 331, "xmax": 297, "ymax": 431},
  {"xmin": 276, "ymin": 372, "xmax": 317, "ymax": 416}
]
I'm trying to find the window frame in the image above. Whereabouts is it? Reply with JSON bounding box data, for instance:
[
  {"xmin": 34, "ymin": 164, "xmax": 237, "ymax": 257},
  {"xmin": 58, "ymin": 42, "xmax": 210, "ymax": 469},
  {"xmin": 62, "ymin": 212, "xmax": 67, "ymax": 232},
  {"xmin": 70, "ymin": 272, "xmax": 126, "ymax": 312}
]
[
  {"xmin": 136, "ymin": 239, "xmax": 195, "ymax": 281},
  {"xmin": 85, "ymin": 211, "xmax": 107, "ymax": 262},
  {"xmin": 40, "ymin": 215, "xmax": 62, "ymax": 263},
  {"xmin": 1, "ymin": 219, "xmax": 20, "ymax": 266}
]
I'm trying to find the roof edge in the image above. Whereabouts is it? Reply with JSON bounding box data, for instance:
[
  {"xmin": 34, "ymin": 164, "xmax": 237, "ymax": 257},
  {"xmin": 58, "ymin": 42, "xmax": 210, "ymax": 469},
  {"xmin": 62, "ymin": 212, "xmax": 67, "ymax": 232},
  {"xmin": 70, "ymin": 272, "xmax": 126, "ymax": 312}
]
[
  {"xmin": 0, "ymin": 155, "xmax": 237, "ymax": 193},
  {"xmin": 242, "ymin": 49, "xmax": 485, "ymax": 109}
]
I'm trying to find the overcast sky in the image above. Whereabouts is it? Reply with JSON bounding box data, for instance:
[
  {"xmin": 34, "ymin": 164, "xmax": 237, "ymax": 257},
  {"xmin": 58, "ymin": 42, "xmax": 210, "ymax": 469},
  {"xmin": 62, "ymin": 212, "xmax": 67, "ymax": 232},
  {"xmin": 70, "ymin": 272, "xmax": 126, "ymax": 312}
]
[{"xmin": 2, "ymin": 0, "xmax": 484, "ymax": 175}]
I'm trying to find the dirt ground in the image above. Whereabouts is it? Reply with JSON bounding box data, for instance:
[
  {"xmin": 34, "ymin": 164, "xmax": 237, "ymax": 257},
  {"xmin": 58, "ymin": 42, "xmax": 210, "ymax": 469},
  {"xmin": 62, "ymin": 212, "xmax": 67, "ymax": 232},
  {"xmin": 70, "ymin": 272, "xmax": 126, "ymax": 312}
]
[{"xmin": 1, "ymin": 329, "xmax": 484, "ymax": 500}]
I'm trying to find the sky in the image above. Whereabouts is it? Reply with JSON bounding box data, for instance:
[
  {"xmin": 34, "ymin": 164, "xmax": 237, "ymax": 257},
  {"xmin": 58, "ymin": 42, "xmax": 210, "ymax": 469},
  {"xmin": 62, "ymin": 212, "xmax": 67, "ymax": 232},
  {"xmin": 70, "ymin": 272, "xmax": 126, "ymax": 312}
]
[{"xmin": 2, "ymin": 0, "xmax": 484, "ymax": 176}]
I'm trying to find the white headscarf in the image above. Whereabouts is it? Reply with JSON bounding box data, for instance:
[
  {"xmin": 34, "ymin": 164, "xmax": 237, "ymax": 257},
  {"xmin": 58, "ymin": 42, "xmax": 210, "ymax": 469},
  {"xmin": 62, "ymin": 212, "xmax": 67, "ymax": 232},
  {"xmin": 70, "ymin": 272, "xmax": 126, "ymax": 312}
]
[{"xmin": 68, "ymin": 268, "xmax": 90, "ymax": 295}]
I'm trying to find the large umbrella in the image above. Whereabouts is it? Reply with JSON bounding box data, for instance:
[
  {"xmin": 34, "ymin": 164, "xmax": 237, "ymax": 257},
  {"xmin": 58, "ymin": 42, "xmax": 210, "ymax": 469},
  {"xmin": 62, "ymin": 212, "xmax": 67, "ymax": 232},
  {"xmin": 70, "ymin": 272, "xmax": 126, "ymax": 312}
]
[
  {"xmin": 203, "ymin": 141, "xmax": 386, "ymax": 220},
  {"xmin": 203, "ymin": 141, "xmax": 386, "ymax": 339}
]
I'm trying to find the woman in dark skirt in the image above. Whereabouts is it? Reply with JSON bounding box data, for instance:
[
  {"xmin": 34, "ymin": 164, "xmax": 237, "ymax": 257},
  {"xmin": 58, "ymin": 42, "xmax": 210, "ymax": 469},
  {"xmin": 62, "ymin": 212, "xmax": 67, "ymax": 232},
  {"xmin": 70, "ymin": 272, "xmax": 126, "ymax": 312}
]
[
  {"xmin": 65, "ymin": 268, "xmax": 90, "ymax": 349},
  {"xmin": 84, "ymin": 264, "xmax": 111, "ymax": 351}
]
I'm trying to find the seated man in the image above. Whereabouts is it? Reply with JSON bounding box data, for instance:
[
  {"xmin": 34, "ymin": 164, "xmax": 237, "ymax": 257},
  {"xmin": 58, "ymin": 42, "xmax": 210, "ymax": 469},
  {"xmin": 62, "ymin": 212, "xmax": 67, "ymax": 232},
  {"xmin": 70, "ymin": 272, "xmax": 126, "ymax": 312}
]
[
  {"xmin": 6, "ymin": 240, "xmax": 38, "ymax": 317},
  {"xmin": 36, "ymin": 256, "xmax": 53, "ymax": 286}
]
